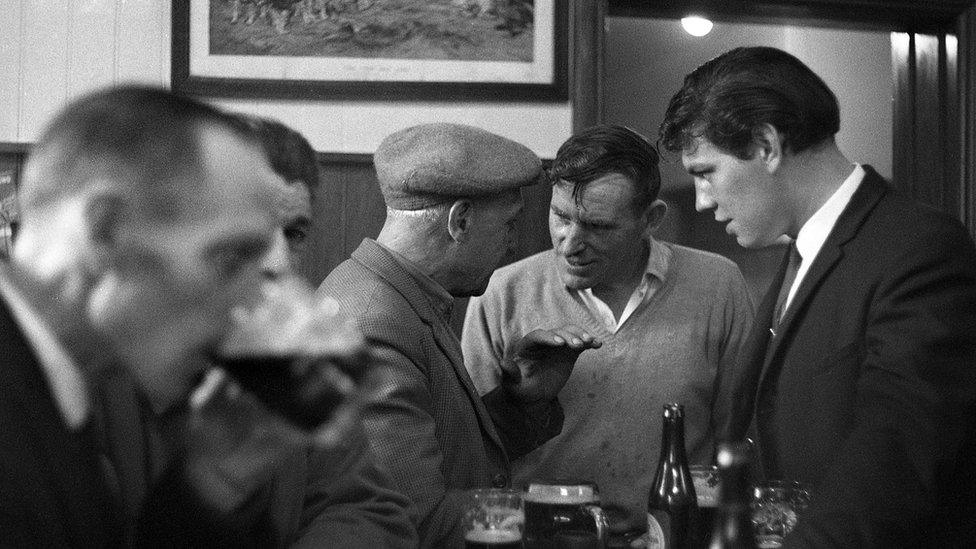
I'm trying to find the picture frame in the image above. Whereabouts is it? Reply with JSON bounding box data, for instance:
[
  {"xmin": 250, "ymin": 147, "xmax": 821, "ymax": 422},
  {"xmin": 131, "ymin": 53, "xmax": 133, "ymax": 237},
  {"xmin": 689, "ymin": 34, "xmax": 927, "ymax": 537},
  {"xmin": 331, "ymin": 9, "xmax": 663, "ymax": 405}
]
[{"xmin": 171, "ymin": 0, "xmax": 568, "ymax": 101}]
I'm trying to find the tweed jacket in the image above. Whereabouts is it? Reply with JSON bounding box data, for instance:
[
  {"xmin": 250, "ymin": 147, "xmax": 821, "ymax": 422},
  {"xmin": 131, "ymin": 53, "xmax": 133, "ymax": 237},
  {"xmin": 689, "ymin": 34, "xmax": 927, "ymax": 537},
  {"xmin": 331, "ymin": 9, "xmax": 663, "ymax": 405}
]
[
  {"xmin": 717, "ymin": 166, "xmax": 976, "ymax": 547},
  {"xmin": 319, "ymin": 238, "xmax": 529, "ymax": 548}
]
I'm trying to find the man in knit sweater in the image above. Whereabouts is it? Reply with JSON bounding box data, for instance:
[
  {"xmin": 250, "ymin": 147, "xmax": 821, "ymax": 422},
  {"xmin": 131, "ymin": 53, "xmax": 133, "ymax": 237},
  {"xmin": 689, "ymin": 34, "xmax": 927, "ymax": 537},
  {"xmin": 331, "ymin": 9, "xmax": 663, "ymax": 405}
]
[{"xmin": 462, "ymin": 125, "xmax": 754, "ymax": 537}]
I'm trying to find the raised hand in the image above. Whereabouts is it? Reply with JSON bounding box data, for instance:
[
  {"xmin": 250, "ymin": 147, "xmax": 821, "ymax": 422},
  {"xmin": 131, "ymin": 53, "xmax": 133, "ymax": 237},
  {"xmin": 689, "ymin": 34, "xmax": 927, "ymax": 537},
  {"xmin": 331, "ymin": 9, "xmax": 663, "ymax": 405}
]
[{"xmin": 500, "ymin": 324, "xmax": 602, "ymax": 405}]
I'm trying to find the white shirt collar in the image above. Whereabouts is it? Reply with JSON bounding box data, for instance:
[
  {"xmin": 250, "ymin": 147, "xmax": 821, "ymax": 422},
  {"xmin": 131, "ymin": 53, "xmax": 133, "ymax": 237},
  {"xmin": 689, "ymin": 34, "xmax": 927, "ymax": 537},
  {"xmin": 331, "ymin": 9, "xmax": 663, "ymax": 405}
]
[
  {"xmin": 576, "ymin": 239, "xmax": 671, "ymax": 333},
  {"xmin": 784, "ymin": 164, "xmax": 865, "ymax": 310},
  {"xmin": 0, "ymin": 267, "xmax": 90, "ymax": 429}
]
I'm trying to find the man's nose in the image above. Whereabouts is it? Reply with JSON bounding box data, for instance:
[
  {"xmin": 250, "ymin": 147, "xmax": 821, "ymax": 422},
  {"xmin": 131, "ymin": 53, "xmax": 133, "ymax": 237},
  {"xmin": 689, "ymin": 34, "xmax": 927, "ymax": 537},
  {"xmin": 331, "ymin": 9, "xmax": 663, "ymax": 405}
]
[
  {"xmin": 558, "ymin": 223, "xmax": 586, "ymax": 254},
  {"xmin": 694, "ymin": 180, "xmax": 715, "ymax": 212},
  {"xmin": 260, "ymin": 230, "xmax": 290, "ymax": 280}
]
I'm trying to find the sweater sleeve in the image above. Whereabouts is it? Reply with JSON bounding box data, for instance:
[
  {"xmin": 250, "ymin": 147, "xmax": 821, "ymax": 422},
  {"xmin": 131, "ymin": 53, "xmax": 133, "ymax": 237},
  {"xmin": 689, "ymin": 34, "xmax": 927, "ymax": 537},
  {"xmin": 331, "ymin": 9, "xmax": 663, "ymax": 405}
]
[
  {"xmin": 461, "ymin": 293, "xmax": 506, "ymax": 396},
  {"xmin": 710, "ymin": 261, "xmax": 756, "ymax": 443},
  {"xmin": 463, "ymin": 275, "xmax": 566, "ymax": 460}
]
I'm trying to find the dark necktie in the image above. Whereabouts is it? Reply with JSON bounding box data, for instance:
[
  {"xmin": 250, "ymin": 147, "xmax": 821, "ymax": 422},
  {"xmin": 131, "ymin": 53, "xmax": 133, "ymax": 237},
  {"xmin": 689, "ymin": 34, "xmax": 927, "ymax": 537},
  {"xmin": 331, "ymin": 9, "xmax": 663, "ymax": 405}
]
[{"xmin": 772, "ymin": 243, "xmax": 802, "ymax": 326}]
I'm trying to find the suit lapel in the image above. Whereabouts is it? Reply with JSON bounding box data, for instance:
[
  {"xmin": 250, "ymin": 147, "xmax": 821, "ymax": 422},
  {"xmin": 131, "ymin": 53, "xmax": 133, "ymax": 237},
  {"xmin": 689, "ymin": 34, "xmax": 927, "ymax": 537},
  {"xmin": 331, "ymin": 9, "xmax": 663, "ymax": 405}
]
[
  {"xmin": 757, "ymin": 167, "xmax": 888, "ymax": 391},
  {"xmin": 349, "ymin": 239, "xmax": 506, "ymax": 452},
  {"xmin": 0, "ymin": 290, "xmax": 121, "ymax": 545}
]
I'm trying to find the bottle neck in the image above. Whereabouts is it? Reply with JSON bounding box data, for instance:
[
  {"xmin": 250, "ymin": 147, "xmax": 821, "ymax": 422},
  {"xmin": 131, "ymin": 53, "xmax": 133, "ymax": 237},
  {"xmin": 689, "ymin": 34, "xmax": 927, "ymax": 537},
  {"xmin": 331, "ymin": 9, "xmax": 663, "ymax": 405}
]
[{"xmin": 659, "ymin": 414, "xmax": 688, "ymax": 465}]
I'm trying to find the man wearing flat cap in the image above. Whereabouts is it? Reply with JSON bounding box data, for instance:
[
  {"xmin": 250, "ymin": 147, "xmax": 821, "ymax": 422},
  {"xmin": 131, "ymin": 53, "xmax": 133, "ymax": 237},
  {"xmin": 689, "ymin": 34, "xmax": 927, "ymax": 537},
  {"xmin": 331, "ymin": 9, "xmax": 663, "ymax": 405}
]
[{"xmin": 317, "ymin": 123, "xmax": 602, "ymax": 548}]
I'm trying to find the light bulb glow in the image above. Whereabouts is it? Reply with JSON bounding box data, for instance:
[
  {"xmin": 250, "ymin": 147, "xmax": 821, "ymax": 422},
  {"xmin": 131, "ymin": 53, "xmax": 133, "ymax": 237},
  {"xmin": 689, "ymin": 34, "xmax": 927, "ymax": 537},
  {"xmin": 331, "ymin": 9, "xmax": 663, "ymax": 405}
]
[{"xmin": 681, "ymin": 16, "xmax": 713, "ymax": 37}]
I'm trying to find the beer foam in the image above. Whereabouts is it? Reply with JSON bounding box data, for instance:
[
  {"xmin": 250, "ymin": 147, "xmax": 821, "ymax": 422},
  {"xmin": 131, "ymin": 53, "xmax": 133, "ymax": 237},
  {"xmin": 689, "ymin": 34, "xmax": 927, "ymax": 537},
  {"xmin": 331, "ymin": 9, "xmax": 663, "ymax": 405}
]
[
  {"xmin": 522, "ymin": 484, "xmax": 600, "ymax": 504},
  {"xmin": 523, "ymin": 493, "xmax": 596, "ymax": 504},
  {"xmin": 221, "ymin": 276, "xmax": 364, "ymax": 357},
  {"xmin": 464, "ymin": 528, "xmax": 522, "ymax": 543}
]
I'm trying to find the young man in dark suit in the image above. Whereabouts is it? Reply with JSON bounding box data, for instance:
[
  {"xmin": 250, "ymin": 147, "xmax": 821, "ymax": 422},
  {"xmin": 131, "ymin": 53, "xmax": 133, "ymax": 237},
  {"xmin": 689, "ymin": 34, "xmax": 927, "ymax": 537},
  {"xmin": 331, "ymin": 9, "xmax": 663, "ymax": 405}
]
[{"xmin": 660, "ymin": 46, "xmax": 976, "ymax": 547}]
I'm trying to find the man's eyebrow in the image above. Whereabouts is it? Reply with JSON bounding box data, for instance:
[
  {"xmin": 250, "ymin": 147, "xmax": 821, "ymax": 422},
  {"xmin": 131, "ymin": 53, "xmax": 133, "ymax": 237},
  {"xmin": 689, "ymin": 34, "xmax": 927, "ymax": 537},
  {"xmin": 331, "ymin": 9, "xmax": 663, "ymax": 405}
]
[{"xmin": 686, "ymin": 164, "xmax": 712, "ymax": 175}]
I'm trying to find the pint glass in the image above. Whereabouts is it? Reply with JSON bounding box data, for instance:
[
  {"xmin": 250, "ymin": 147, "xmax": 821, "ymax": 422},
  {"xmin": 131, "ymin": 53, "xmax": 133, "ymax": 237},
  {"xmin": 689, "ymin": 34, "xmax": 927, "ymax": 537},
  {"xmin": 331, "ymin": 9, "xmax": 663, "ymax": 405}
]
[
  {"xmin": 523, "ymin": 480, "xmax": 608, "ymax": 549},
  {"xmin": 462, "ymin": 488, "xmax": 524, "ymax": 549}
]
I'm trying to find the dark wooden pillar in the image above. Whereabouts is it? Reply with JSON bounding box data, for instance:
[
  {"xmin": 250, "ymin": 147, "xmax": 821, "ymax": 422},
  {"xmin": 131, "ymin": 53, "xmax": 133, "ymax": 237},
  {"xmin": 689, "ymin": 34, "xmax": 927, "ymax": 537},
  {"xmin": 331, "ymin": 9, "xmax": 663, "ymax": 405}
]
[
  {"xmin": 571, "ymin": 0, "xmax": 607, "ymax": 132},
  {"xmin": 959, "ymin": 4, "xmax": 976, "ymax": 235}
]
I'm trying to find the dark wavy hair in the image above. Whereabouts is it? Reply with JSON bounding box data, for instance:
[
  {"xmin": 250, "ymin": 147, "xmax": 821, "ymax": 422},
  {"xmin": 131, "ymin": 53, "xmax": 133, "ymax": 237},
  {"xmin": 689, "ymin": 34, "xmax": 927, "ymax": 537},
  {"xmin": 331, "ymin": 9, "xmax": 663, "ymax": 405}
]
[
  {"xmin": 230, "ymin": 114, "xmax": 320, "ymax": 199},
  {"xmin": 658, "ymin": 46, "xmax": 840, "ymax": 159},
  {"xmin": 549, "ymin": 124, "xmax": 661, "ymax": 213}
]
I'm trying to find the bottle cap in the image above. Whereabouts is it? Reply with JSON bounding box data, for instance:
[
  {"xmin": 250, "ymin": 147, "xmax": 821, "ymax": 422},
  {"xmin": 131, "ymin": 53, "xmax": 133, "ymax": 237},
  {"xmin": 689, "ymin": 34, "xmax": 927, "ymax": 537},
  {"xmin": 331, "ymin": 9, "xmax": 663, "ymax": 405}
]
[{"xmin": 662, "ymin": 402, "xmax": 684, "ymax": 418}]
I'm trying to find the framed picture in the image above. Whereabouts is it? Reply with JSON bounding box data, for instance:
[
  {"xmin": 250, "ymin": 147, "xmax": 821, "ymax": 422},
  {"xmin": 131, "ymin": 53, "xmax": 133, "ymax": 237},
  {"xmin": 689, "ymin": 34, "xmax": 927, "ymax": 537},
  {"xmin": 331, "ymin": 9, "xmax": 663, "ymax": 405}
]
[
  {"xmin": 171, "ymin": 0, "xmax": 567, "ymax": 101},
  {"xmin": 0, "ymin": 166, "xmax": 19, "ymax": 259}
]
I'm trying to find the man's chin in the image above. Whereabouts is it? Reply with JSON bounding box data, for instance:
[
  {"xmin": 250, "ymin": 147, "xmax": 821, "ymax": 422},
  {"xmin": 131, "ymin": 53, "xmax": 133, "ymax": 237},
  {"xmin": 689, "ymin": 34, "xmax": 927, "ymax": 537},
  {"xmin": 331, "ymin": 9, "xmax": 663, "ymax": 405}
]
[{"xmin": 558, "ymin": 271, "xmax": 593, "ymax": 291}]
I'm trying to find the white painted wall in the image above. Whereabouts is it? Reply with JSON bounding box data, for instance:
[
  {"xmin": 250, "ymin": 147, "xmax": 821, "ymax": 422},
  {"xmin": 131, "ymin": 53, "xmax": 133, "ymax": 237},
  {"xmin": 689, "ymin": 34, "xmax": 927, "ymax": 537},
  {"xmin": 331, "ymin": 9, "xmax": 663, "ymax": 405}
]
[
  {"xmin": 604, "ymin": 17, "xmax": 893, "ymax": 189},
  {"xmin": 0, "ymin": 0, "xmax": 572, "ymax": 157}
]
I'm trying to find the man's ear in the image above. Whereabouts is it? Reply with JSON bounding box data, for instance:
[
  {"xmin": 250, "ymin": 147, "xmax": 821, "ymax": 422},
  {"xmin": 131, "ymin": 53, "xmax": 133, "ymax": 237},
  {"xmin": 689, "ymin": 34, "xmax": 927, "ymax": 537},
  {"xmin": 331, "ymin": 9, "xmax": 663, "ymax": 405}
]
[
  {"xmin": 446, "ymin": 198, "xmax": 473, "ymax": 243},
  {"xmin": 642, "ymin": 199, "xmax": 669, "ymax": 235},
  {"xmin": 753, "ymin": 123, "xmax": 784, "ymax": 173}
]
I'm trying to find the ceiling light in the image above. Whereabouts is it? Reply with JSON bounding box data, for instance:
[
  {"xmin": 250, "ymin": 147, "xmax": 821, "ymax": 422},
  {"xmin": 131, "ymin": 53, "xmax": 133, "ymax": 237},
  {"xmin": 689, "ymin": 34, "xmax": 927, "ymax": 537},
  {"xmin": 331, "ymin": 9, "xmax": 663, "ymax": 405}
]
[{"xmin": 681, "ymin": 16, "xmax": 713, "ymax": 37}]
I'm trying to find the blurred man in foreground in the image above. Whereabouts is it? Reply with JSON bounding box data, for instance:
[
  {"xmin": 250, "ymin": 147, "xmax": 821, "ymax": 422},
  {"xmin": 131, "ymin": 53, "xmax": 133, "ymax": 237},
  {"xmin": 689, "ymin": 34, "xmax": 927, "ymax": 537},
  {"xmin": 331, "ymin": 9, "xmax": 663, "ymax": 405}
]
[
  {"xmin": 0, "ymin": 86, "xmax": 361, "ymax": 546},
  {"xmin": 463, "ymin": 125, "xmax": 753, "ymax": 539},
  {"xmin": 317, "ymin": 123, "xmax": 602, "ymax": 547},
  {"xmin": 214, "ymin": 113, "xmax": 418, "ymax": 546},
  {"xmin": 660, "ymin": 46, "xmax": 976, "ymax": 547}
]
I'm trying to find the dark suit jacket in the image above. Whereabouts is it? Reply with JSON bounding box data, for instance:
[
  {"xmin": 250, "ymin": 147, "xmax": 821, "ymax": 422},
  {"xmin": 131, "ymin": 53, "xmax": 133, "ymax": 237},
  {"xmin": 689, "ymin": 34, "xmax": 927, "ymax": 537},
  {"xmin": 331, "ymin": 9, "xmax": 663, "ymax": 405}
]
[
  {"xmin": 718, "ymin": 166, "xmax": 976, "ymax": 547},
  {"xmin": 0, "ymin": 294, "xmax": 121, "ymax": 548},
  {"xmin": 0, "ymin": 284, "xmax": 417, "ymax": 548},
  {"xmin": 318, "ymin": 239, "xmax": 555, "ymax": 548}
]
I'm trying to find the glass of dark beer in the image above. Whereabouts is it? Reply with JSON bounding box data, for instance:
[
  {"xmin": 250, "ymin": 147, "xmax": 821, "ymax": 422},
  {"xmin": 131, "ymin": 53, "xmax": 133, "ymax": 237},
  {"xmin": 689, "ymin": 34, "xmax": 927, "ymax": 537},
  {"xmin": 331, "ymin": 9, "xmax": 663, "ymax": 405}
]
[
  {"xmin": 215, "ymin": 278, "xmax": 365, "ymax": 430},
  {"xmin": 462, "ymin": 488, "xmax": 524, "ymax": 549},
  {"xmin": 523, "ymin": 480, "xmax": 608, "ymax": 549},
  {"xmin": 216, "ymin": 354, "xmax": 355, "ymax": 430}
]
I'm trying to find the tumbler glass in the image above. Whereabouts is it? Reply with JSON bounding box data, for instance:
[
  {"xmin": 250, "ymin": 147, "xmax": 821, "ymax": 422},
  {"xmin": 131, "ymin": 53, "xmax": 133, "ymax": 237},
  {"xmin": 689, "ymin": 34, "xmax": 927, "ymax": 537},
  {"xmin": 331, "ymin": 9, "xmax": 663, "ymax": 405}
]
[
  {"xmin": 751, "ymin": 480, "xmax": 812, "ymax": 548},
  {"xmin": 462, "ymin": 488, "xmax": 524, "ymax": 549}
]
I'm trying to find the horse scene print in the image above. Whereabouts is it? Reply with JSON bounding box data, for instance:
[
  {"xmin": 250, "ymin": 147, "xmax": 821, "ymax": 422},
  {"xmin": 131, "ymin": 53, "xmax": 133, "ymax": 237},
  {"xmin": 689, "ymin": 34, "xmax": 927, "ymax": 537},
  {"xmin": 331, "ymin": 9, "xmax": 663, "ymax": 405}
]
[{"xmin": 210, "ymin": 0, "xmax": 535, "ymax": 61}]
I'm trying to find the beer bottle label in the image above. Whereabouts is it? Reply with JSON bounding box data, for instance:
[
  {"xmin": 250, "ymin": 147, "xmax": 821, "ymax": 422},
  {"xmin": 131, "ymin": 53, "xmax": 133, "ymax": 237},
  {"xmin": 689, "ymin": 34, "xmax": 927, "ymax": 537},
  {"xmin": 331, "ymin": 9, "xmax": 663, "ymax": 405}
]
[{"xmin": 646, "ymin": 511, "xmax": 669, "ymax": 549}]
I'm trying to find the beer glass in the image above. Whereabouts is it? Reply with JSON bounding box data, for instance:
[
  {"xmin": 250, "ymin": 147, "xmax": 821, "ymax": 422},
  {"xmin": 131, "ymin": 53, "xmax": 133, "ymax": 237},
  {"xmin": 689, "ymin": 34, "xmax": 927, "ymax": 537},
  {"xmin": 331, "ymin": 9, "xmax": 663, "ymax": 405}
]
[
  {"xmin": 690, "ymin": 464, "xmax": 720, "ymax": 546},
  {"xmin": 216, "ymin": 279, "xmax": 364, "ymax": 430},
  {"xmin": 523, "ymin": 480, "xmax": 608, "ymax": 549},
  {"xmin": 751, "ymin": 480, "xmax": 812, "ymax": 548},
  {"xmin": 462, "ymin": 488, "xmax": 524, "ymax": 549}
]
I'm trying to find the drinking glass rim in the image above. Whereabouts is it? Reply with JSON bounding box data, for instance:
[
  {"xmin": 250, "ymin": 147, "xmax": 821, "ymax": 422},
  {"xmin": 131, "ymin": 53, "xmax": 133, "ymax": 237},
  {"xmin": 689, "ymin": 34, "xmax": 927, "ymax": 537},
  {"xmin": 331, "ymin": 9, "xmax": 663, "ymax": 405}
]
[{"xmin": 753, "ymin": 479, "xmax": 810, "ymax": 492}]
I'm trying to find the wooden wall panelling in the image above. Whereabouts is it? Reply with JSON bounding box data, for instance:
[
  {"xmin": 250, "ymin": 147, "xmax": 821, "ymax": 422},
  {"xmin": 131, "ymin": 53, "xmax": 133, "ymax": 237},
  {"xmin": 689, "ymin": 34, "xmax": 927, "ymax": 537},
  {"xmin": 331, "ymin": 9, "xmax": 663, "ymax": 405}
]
[
  {"xmin": 21, "ymin": 1, "xmax": 70, "ymax": 141},
  {"xmin": 913, "ymin": 35, "xmax": 946, "ymax": 209},
  {"xmin": 115, "ymin": 0, "xmax": 168, "ymax": 85},
  {"xmin": 67, "ymin": 0, "xmax": 115, "ymax": 99},
  {"xmin": 515, "ymin": 175, "xmax": 556, "ymax": 261},
  {"xmin": 0, "ymin": 0, "xmax": 23, "ymax": 142},
  {"xmin": 960, "ymin": 5, "xmax": 976, "ymax": 232},
  {"xmin": 891, "ymin": 34, "xmax": 914, "ymax": 195},
  {"xmin": 945, "ymin": 33, "xmax": 961, "ymax": 222},
  {"xmin": 304, "ymin": 154, "xmax": 385, "ymax": 286},
  {"xmin": 892, "ymin": 33, "xmax": 962, "ymax": 217}
]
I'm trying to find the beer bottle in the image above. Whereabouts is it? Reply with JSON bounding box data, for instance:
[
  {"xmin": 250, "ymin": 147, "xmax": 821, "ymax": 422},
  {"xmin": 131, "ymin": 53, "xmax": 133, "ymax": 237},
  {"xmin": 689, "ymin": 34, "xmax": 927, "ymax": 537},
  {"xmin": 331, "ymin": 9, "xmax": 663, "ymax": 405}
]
[
  {"xmin": 646, "ymin": 403, "xmax": 697, "ymax": 549},
  {"xmin": 708, "ymin": 441, "xmax": 755, "ymax": 549}
]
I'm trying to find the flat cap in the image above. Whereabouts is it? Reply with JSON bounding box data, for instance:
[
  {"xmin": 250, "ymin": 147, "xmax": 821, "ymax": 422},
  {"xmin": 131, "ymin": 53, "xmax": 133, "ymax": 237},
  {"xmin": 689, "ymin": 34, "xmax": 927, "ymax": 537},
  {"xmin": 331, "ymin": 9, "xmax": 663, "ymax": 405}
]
[{"xmin": 375, "ymin": 123, "xmax": 542, "ymax": 210}]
